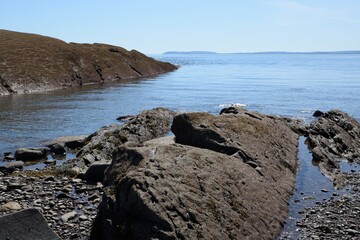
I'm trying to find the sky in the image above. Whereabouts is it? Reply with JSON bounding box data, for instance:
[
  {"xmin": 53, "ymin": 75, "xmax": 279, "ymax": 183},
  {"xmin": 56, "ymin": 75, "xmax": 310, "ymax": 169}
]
[{"xmin": 1, "ymin": 0, "xmax": 360, "ymax": 54}]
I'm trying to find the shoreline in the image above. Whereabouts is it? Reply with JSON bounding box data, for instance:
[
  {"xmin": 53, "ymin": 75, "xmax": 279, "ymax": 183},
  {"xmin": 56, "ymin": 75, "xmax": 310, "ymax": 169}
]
[
  {"xmin": 0, "ymin": 69, "xmax": 177, "ymax": 97},
  {"xmin": 0, "ymin": 29, "xmax": 178, "ymax": 96},
  {"xmin": 1, "ymin": 107, "xmax": 359, "ymax": 239}
]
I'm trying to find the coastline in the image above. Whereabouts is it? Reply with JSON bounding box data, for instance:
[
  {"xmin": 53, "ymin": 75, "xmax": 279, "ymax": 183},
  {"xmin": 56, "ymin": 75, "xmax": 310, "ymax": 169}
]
[
  {"xmin": 1, "ymin": 107, "xmax": 359, "ymax": 239},
  {"xmin": 0, "ymin": 30, "xmax": 178, "ymax": 96}
]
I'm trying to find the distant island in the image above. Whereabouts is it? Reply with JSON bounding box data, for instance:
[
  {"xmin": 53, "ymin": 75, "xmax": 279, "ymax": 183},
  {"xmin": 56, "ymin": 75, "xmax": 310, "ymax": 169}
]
[
  {"xmin": 163, "ymin": 51, "xmax": 218, "ymax": 55},
  {"xmin": 163, "ymin": 50, "xmax": 360, "ymax": 55}
]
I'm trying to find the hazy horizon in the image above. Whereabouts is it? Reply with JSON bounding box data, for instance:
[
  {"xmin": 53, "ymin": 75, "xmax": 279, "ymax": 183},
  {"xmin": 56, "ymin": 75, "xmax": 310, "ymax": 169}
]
[{"xmin": 1, "ymin": 1, "xmax": 360, "ymax": 54}]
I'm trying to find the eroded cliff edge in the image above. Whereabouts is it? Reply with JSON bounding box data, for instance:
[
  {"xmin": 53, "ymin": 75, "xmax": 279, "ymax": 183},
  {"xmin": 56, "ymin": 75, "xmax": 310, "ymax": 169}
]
[{"xmin": 0, "ymin": 30, "xmax": 177, "ymax": 95}]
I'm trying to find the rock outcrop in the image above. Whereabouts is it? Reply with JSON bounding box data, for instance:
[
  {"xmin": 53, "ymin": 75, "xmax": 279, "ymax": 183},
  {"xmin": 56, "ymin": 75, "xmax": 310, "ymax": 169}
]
[
  {"xmin": 172, "ymin": 108, "xmax": 298, "ymax": 178},
  {"xmin": 74, "ymin": 108, "xmax": 175, "ymax": 177},
  {"xmin": 0, "ymin": 208, "xmax": 60, "ymax": 240},
  {"xmin": 90, "ymin": 108, "xmax": 298, "ymax": 240},
  {"xmin": 306, "ymin": 109, "xmax": 360, "ymax": 187},
  {"xmin": 15, "ymin": 147, "xmax": 48, "ymax": 161},
  {"xmin": 0, "ymin": 29, "xmax": 177, "ymax": 95}
]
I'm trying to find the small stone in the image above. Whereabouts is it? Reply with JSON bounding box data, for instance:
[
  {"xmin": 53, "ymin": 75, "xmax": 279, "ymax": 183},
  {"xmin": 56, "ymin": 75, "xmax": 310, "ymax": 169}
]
[
  {"xmin": 88, "ymin": 194, "xmax": 100, "ymax": 201},
  {"xmin": 79, "ymin": 215, "xmax": 88, "ymax": 221},
  {"xmin": 44, "ymin": 160, "xmax": 56, "ymax": 165},
  {"xmin": 7, "ymin": 183, "xmax": 27, "ymax": 190},
  {"xmin": 5, "ymin": 161, "xmax": 24, "ymax": 169},
  {"xmin": 313, "ymin": 110, "xmax": 324, "ymax": 117},
  {"xmin": 62, "ymin": 184, "xmax": 73, "ymax": 193},
  {"xmin": 0, "ymin": 202, "xmax": 22, "ymax": 211},
  {"xmin": 345, "ymin": 229, "xmax": 359, "ymax": 235},
  {"xmin": 3, "ymin": 155, "xmax": 15, "ymax": 161},
  {"xmin": 60, "ymin": 211, "xmax": 77, "ymax": 222},
  {"xmin": 71, "ymin": 178, "xmax": 82, "ymax": 184},
  {"xmin": 56, "ymin": 192, "xmax": 68, "ymax": 199},
  {"xmin": 44, "ymin": 176, "xmax": 55, "ymax": 182},
  {"xmin": 48, "ymin": 143, "xmax": 66, "ymax": 156}
]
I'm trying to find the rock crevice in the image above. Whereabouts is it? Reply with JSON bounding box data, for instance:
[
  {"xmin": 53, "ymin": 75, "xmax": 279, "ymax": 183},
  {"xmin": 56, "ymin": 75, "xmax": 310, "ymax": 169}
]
[{"xmin": 90, "ymin": 107, "xmax": 299, "ymax": 240}]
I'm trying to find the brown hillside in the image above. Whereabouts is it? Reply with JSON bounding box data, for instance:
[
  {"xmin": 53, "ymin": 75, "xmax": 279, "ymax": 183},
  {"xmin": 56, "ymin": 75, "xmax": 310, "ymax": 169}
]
[{"xmin": 0, "ymin": 30, "xmax": 177, "ymax": 95}]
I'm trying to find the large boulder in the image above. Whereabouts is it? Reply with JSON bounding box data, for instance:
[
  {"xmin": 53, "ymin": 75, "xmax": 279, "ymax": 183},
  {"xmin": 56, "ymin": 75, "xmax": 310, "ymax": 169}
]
[
  {"xmin": 0, "ymin": 30, "xmax": 177, "ymax": 95},
  {"xmin": 306, "ymin": 109, "xmax": 360, "ymax": 186},
  {"xmin": 15, "ymin": 147, "xmax": 48, "ymax": 161},
  {"xmin": 83, "ymin": 161, "xmax": 111, "ymax": 183},
  {"xmin": 76, "ymin": 108, "xmax": 176, "ymax": 167},
  {"xmin": 48, "ymin": 143, "xmax": 66, "ymax": 155},
  {"xmin": 90, "ymin": 109, "xmax": 298, "ymax": 240},
  {"xmin": 171, "ymin": 108, "xmax": 298, "ymax": 179},
  {"xmin": 0, "ymin": 208, "xmax": 60, "ymax": 239},
  {"xmin": 44, "ymin": 135, "xmax": 87, "ymax": 150}
]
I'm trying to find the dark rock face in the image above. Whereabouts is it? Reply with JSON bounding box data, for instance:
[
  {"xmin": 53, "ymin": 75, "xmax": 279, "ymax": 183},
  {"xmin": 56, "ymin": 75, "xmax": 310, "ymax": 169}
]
[
  {"xmin": 91, "ymin": 108, "xmax": 298, "ymax": 240},
  {"xmin": 76, "ymin": 108, "xmax": 176, "ymax": 167},
  {"xmin": 83, "ymin": 161, "xmax": 111, "ymax": 183},
  {"xmin": 172, "ymin": 108, "xmax": 298, "ymax": 178},
  {"xmin": 0, "ymin": 208, "xmax": 60, "ymax": 240},
  {"xmin": 15, "ymin": 147, "xmax": 48, "ymax": 161},
  {"xmin": 49, "ymin": 143, "xmax": 66, "ymax": 156},
  {"xmin": 313, "ymin": 110, "xmax": 324, "ymax": 117},
  {"xmin": 306, "ymin": 110, "xmax": 360, "ymax": 186},
  {"xmin": 0, "ymin": 30, "xmax": 177, "ymax": 95}
]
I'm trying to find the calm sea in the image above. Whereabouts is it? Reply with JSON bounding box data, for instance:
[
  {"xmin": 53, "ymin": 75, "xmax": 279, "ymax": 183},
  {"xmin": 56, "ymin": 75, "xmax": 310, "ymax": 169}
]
[{"xmin": 0, "ymin": 53, "xmax": 360, "ymax": 155}]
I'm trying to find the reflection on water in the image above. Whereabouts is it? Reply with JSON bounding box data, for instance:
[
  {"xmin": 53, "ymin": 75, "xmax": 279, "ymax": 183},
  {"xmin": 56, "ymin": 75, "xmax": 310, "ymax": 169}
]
[
  {"xmin": 278, "ymin": 137, "xmax": 351, "ymax": 239},
  {"xmin": 1, "ymin": 53, "xmax": 360, "ymax": 156},
  {"xmin": 339, "ymin": 161, "xmax": 360, "ymax": 173}
]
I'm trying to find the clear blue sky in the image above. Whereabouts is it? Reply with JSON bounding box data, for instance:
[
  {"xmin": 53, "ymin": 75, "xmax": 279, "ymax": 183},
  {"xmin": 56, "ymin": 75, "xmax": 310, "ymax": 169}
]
[{"xmin": 1, "ymin": 0, "xmax": 360, "ymax": 53}]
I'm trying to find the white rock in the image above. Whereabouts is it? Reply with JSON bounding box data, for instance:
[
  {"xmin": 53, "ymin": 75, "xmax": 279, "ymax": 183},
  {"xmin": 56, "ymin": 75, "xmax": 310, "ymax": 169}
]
[{"xmin": 60, "ymin": 211, "xmax": 77, "ymax": 222}]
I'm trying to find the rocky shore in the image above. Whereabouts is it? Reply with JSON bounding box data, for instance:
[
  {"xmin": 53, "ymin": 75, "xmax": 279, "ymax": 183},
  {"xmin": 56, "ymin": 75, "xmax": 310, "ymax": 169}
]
[
  {"xmin": 0, "ymin": 30, "xmax": 177, "ymax": 95},
  {"xmin": 0, "ymin": 107, "xmax": 359, "ymax": 239}
]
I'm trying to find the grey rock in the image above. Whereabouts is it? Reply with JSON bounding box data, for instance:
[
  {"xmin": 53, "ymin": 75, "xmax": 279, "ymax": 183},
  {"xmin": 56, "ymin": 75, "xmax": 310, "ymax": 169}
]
[
  {"xmin": 44, "ymin": 135, "xmax": 87, "ymax": 149},
  {"xmin": 0, "ymin": 202, "xmax": 22, "ymax": 212},
  {"xmin": 313, "ymin": 110, "xmax": 324, "ymax": 117},
  {"xmin": 91, "ymin": 109, "xmax": 298, "ymax": 240},
  {"xmin": 61, "ymin": 211, "xmax": 77, "ymax": 222},
  {"xmin": 15, "ymin": 147, "xmax": 48, "ymax": 161},
  {"xmin": 49, "ymin": 143, "xmax": 66, "ymax": 155},
  {"xmin": 83, "ymin": 161, "xmax": 111, "ymax": 183},
  {"xmin": 306, "ymin": 109, "xmax": 360, "ymax": 186},
  {"xmin": 44, "ymin": 159, "xmax": 56, "ymax": 165},
  {"xmin": 3, "ymin": 152, "xmax": 15, "ymax": 161},
  {"xmin": 0, "ymin": 208, "xmax": 60, "ymax": 239},
  {"xmin": 5, "ymin": 161, "xmax": 24, "ymax": 169},
  {"xmin": 0, "ymin": 166, "xmax": 15, "ymax": 174},
  {"xmin": 62, "ymin": 184, "xmax": 73, "ymax": 193},
  {"xmin": 77, "ymin": 108, "xmax": 176, "ymax": 169}
]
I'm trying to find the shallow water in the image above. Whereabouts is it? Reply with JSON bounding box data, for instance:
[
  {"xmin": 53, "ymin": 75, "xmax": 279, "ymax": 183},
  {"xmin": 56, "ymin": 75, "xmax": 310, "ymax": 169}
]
[
  {"xmin": 1, "ymin": 53, "xmax": 360, "ymax": 155},
  {"xmin": 278, "ymin": 137, "xmax": 341, "ymax": 239}
]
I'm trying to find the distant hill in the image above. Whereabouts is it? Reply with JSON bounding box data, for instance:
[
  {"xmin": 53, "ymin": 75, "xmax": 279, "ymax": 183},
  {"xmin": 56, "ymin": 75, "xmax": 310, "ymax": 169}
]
[
  {"xmin": 238, "ymin": 50, "xmax": 360, "ymax": 54},
  {"xmin": 163, "ymin": 51, "xmax": 218, "ymax": 55},
  {"xmin": 0, "ymin": 30, "xmax": 177, "ymax": 95},
  {"xmin": 163, "ymin": 50, "xmax": 360, "ymax": 55}
]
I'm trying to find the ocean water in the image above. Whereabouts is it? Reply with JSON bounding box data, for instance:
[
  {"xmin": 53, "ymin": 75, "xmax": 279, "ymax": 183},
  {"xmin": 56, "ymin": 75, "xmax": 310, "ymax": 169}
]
[{"xmin": 0, "ymin": 53, "xmax": 360, "ymax": 155}]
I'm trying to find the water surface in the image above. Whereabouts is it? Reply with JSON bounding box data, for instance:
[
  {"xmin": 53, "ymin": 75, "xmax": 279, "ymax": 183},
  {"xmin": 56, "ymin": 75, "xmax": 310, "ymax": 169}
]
[{"xmin": 1, "ymin": 53, "xmax": 360, "ymax": 155}]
